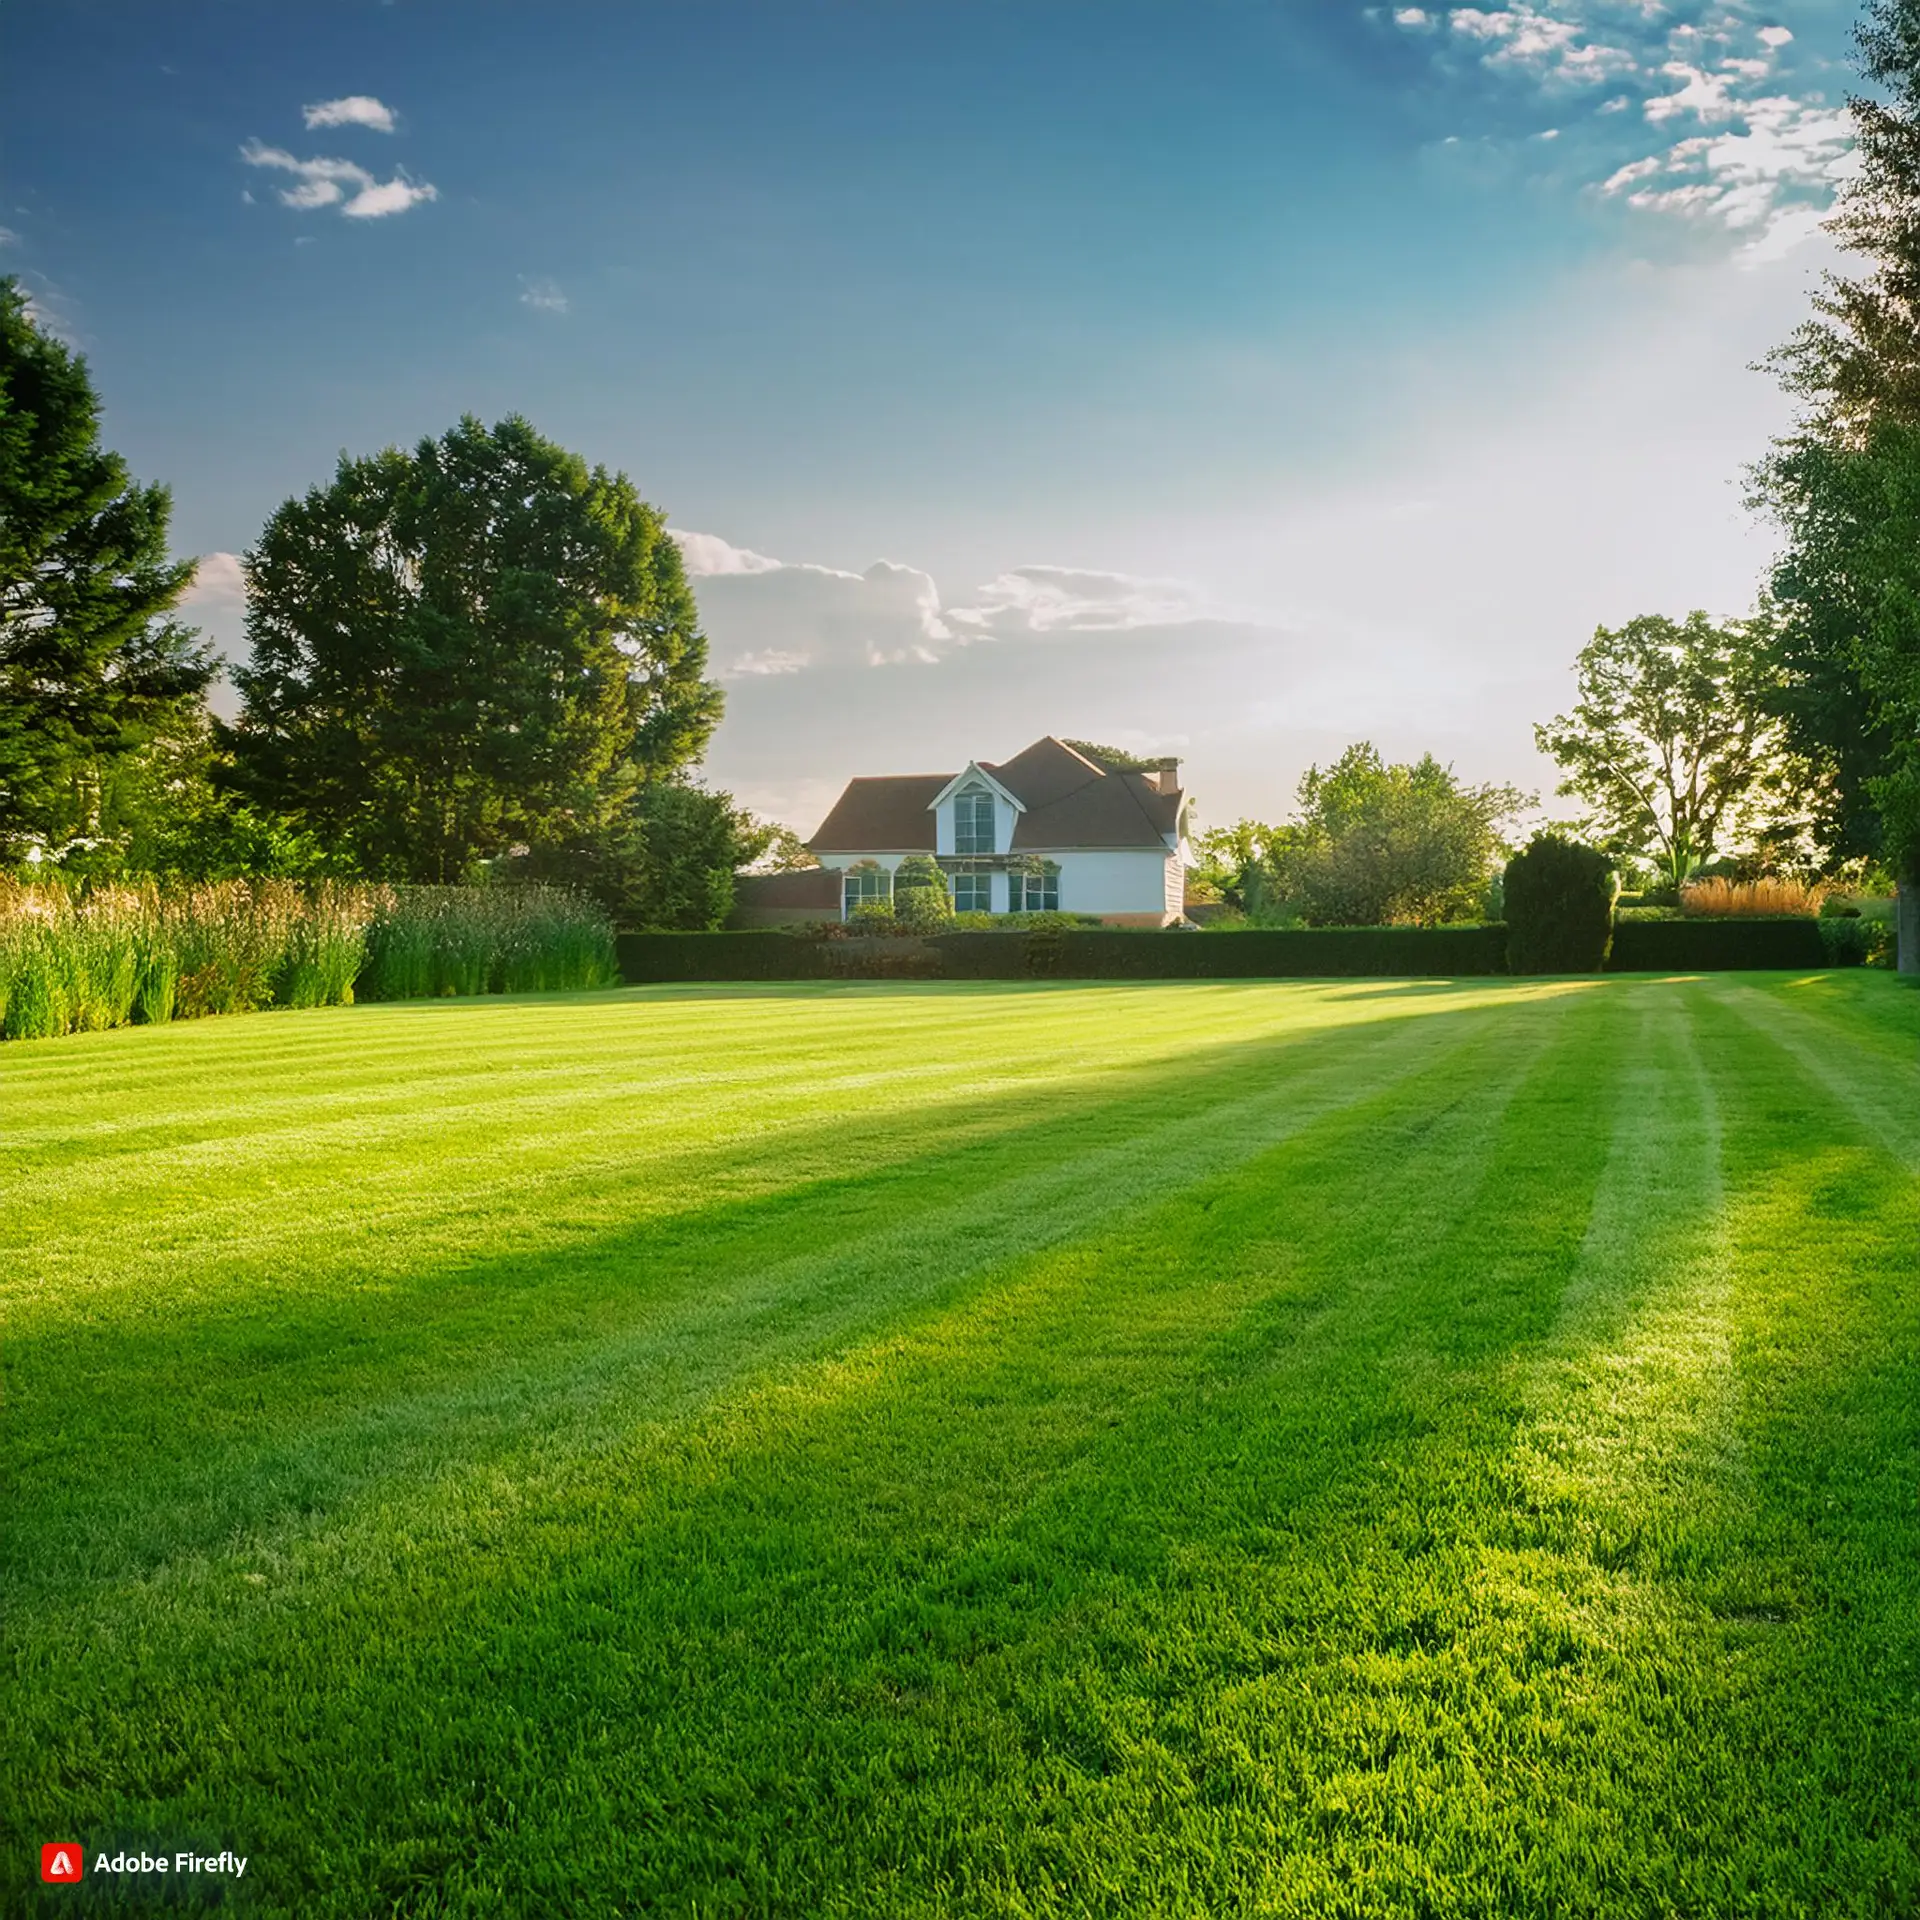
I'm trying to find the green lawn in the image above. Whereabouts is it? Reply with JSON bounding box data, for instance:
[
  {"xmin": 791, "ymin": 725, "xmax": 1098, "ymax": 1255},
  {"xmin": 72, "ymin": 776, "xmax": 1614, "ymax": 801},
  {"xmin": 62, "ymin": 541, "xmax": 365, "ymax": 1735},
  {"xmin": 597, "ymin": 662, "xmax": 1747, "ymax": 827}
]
[{"xmin": 5, "ymin": 973, "xmax": 1918, "ymax": 1917}]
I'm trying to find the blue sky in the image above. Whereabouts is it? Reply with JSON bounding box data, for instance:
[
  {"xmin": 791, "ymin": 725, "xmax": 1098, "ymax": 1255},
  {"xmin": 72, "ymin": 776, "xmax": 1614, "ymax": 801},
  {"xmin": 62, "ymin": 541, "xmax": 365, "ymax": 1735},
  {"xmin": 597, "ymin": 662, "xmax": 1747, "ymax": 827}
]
[{"xmin": 2, "ymin": 0, "xmax": 1867, "ymax": 831}]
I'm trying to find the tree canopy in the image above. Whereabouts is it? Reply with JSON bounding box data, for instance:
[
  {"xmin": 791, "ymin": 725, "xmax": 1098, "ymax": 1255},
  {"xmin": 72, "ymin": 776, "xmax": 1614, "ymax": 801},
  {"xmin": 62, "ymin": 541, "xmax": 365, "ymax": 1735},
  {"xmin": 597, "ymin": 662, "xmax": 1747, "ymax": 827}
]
[
  {"xmin": 1752, "ymin": 0, "xmax": 1920, "ymax": 949},
  {"xmin": 1534, "ymin": 611, "xmax": 1803, "ymax": 891},
  {"xmin": 1265, "ymin": 744, "xmax": 1528, "ymax": 927},
  {"xmin": 228, "ymin": 414, "xmax": 722, "ymax": 882},
  {"xmin": 0, "ymin": 277, "xmax": 216, "ymax": 860}
]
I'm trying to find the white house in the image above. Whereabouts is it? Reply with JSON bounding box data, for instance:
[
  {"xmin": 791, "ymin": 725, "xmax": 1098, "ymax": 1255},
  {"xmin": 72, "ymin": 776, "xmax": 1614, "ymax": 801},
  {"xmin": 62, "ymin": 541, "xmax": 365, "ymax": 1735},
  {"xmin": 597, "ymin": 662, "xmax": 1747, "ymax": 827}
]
[{"xmin": 797, "ymin": 736, "xmax": 1190, "ymax": 926}]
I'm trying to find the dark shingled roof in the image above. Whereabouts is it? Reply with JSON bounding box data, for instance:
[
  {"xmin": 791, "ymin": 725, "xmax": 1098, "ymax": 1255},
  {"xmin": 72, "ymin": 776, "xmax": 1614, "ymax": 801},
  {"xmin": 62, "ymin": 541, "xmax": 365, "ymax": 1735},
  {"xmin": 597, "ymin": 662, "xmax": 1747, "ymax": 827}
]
[
  {"xmin": 807, "ymin": 774, "xmax": 945, "ymax": 852},
  {"xmin": 807, "ymin": 739, "xmax": 1181, "ymax": 854}
]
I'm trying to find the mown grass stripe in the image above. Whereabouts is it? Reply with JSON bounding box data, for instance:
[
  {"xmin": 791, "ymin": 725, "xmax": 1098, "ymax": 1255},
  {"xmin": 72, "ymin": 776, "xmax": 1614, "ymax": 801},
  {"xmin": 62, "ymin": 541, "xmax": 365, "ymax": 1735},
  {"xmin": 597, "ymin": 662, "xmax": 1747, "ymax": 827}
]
[
  {"xmin": 4, "ymin": 976, "xmax": 1916, "ymax": 1919},
  {"xmin": 5, "ymin": 985, "xmax": 1532, "ymax": 1607}
]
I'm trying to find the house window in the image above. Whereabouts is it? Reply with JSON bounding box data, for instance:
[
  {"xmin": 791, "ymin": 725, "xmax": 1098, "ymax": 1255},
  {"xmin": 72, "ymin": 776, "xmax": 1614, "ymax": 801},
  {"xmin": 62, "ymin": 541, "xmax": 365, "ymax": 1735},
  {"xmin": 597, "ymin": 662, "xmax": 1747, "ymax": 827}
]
[
  {"xmin": 1010, "ymin": 863, "xmax": 1060, "ymax": 913},
  {"xmin": 954, "ymin": 790, "xmax": 995, "ymax": 855},
  {"xmin": 952, "ymin": 866, "xmax": 991, "ymax": 913},
  {"xmin": 843, "ymin": 864, "xmax": 891, "ymax": 917}
]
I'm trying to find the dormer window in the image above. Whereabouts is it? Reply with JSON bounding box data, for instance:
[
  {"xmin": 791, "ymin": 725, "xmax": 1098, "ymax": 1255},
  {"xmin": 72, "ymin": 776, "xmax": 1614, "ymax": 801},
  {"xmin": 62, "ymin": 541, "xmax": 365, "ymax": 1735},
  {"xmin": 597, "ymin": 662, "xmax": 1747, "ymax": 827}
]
[{"xmin": 954, "ymin": 789, "xmax": 994, "ymax": 855}]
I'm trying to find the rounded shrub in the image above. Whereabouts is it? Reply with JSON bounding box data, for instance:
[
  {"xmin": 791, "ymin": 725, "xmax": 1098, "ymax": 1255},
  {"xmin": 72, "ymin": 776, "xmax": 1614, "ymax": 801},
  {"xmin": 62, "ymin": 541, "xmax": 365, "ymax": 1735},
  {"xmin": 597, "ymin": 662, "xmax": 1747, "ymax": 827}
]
[
  {"xmin": 1503, "ymin": 834, "xmax": 1617, "ymax": 974},
  {"xmin": 890, "ymin": 855, "xmax": 952, "ymax": 931}
]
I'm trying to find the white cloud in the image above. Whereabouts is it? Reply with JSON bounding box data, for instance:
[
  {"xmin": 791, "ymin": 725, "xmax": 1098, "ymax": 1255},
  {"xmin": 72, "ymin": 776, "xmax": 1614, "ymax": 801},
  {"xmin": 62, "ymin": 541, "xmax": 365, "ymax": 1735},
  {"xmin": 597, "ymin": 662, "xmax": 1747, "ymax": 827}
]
[
  {"xmin": 949, "ymin": 566, "xmax": 1215, "ymax": 634},
  {"xmin": 240, "ymin": 139, "xmax": 436, "ymax": 219},
  {"xmin": 1395, "ymin": 8, "xmax": 1436, "ymax": 28},
  {"xmin": 674, "ymin": 530, "xmax": 785, "ymax": 576},
  {"xmin": 303, "ymin": 95, "xmax": 397, "ymax": 133},
  {"xmin": 517, "ymin": 275, "xmax": 569, "ymax": 314},
  {"xmin": 15, "ymin": 276, "xmax": 77, "ymax": 346},
  {"xmin": 679, "ymin": 537, "xmax": 952, "ymax": 673},
  {"xmin": 1441, "ymin": 5, "xmax": 1635, "ymax": 86},
  {"xmin": 725, "ymin": 649, "xmax": 811, "ymax": 677},
  {"xmin": 1398, "ymin": 0, "xmax": 1854, "ymax": 262},
  {"xmin": 0, "ymin": 226, "xmax": 16, "ymax": 247},
  {"xmin": 679, "ymin": 534, "xmax": 1222, "ymax": 680},
  {"xmin": 1643, "ymin": 61, "xmax": 1741, "ymax": 124},
  {"xmin": 1604, "ymin": 87, "xmax": 1855, "ymax": 251},
  {"xmin": 341, "ymin": 175, "xmax": 437, "ymax": 218},
  {"xmin": 182, "ymin": 551, "xmax": 246, "ymax": 605}
]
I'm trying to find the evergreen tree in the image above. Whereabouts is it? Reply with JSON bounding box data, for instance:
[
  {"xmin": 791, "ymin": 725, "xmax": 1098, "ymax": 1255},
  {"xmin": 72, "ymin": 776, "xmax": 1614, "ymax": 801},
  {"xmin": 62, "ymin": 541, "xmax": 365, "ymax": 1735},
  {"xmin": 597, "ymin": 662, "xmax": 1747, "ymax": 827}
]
[
  {"xmin": 1755, "ymin": 0, "xmax": 1920, "ymax": 966},
  {"xmin": 0, "ymin": 278, "xmax": 215, "ymax": 858}
]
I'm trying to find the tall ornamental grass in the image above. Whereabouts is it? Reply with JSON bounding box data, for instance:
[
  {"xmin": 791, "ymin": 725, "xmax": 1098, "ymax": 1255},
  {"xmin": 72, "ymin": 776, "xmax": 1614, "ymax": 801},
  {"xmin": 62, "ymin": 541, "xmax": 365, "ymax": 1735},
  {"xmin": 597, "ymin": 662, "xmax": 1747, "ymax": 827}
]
[
  {"xmin": 0, "ymin": 879, "xmax": 615, "ymax": 1041},
  {"xmin": 1679, "ymin": 876, "xmax": 1825, "ymax": 917},
  {"xmin": 358, "ymin": 886, "xmax": 617, "ymax": 1000}
]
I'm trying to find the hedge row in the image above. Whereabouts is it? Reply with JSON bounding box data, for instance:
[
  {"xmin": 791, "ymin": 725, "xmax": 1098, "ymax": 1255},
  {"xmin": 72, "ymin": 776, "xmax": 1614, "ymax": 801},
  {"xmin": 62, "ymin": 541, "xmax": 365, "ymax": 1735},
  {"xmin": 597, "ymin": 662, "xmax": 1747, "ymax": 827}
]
[
  {"xmin": 1604, "ymin": 917, "xmax": 1829, "ymax": 973},
  {"xmin": 619, "ymin": 925, "xmax": 1510, "ymax": 981},
  {"xmin": 617, "ymin": 917, "xmax": 1848, "ymax": 983}
]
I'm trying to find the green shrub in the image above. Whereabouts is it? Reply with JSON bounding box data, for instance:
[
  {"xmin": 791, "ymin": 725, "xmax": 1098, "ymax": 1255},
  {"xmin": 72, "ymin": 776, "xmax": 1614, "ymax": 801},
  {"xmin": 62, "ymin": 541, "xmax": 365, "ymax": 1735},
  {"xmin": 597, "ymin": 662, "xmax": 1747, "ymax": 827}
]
[
  {"xmin": 1504, "ymin": 835, "xmax": 1617, "ymax": 974},
  {"xmin": 890, "ymin": 855, "xmax": 952, "ymax": 931}
]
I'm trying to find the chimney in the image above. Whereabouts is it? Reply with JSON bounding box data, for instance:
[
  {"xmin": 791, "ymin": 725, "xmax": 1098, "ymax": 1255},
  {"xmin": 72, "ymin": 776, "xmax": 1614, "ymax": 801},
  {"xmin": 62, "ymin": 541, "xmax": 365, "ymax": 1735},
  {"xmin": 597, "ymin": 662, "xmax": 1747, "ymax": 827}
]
[{"xmin": 1147, "ymin": 757, "xmax": 1180, "ymax": 794}]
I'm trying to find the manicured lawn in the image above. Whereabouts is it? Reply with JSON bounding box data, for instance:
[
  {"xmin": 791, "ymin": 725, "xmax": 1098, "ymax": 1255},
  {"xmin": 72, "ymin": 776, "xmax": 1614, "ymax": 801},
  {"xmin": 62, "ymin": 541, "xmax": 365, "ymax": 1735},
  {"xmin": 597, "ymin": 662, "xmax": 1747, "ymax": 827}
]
[{"xmin": 5, "ymin": 973, "xmax": 1918, "ymax": 1917}]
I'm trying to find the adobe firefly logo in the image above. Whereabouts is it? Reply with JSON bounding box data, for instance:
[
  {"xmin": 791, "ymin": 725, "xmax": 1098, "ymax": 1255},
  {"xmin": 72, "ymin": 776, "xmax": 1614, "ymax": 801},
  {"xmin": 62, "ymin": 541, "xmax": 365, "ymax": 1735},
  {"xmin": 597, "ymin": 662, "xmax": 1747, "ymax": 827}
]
[{"xmin": 41, "ymin": 1844, "xmax": 83, "ymax": 1883}]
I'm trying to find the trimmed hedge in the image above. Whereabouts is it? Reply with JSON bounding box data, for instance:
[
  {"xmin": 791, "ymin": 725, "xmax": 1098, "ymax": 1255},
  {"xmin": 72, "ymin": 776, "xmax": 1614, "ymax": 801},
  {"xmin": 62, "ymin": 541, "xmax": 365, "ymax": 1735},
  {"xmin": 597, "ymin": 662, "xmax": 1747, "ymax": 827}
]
[
  {"xmin": 1606, "ymin": 917, "xmax": 1827, "ymax": 972},
  {"xmin": 617, "ymin": 932, "xmax": 829, "ymax": 981},
  {"xmin": 617, "ymin": 925, "xmax": 1510, "ymax": 983}
]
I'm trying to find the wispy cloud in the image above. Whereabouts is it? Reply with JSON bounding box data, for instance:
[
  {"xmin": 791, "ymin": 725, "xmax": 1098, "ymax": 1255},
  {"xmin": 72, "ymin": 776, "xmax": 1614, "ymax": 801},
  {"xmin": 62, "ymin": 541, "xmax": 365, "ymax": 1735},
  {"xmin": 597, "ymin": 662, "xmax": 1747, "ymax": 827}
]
[
  {"xmin": 518, "ymin": 275, "xmax": 569, "ymax": 314},
  {"xmin": 182, "ymin": 552, "xmax": 247, "ymax": 605},
  {"xmin": 1445, "ymin": 5, "xmax": 1639, "ymax": 87},
  {"xmin": 948, "ymin": 566, "xmax": 1214, "ymax": 635},
  {"xmin": 240, "ymin": 139, "xmax": 437, "ymax": 218},
  {"xmin": 15, "ymin": 273, "xmax": 78, "ymax": 346},
  {"xmin": 302, "ymin": 95, "xmax": 397, "ymax": 133},
  {"xmin": 1392, "ymin": 5, "xmax": 1853, "ymax": 259},
  {"xmin": 677, "ymin": 533, "xmax": 1219, "ymax": 675}
]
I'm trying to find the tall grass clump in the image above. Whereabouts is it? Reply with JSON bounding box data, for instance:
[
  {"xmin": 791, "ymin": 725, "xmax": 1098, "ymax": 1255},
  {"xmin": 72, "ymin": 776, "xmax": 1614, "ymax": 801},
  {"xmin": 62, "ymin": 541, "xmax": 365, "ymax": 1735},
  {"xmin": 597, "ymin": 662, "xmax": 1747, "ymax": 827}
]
[
  {"xmin": 274, "ymin": 883, "xmax": 373, "ymax": 1009},
  {"xmin": 1, "ymin": 878, "xmax": 613, "ymax": 1041},
  {"xmin": 1680, "ymin": 876, "xmax": 1825, "ymax": 917},
  {"xmin": 358, "ymin": 886, "xmax": 616, "ymax": 1000}
]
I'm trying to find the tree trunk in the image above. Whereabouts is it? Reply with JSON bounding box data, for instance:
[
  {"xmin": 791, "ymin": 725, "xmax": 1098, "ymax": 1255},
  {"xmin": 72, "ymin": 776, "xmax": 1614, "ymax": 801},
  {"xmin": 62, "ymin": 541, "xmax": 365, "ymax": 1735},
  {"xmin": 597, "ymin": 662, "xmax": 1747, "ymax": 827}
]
[{"xmin": 1898, "ymin": 862, "xmax": 1920, "ymax": 976}]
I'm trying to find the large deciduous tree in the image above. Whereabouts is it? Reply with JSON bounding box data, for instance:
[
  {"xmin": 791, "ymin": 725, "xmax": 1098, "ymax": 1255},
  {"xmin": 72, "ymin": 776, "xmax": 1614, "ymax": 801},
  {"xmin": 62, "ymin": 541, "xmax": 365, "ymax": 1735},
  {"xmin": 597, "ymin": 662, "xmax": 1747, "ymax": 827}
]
[
  {"xmin": 228, "ymin": 414, "xmax": 723, "ymax": 882},
  {"xmin": 1753, "ymin": 0, "xmax": 1920, "ymax": 968},
  {"xmin": 0, "ymin": 278, "xmax": 216, "ymax": 859},
  {"xmin": 1534, "ymin": 610, "xmax": 1803, "ymax": 892},
  {"xmin": 1266, "ymin": 743, "xmax": 1528, "ymax": 927}
]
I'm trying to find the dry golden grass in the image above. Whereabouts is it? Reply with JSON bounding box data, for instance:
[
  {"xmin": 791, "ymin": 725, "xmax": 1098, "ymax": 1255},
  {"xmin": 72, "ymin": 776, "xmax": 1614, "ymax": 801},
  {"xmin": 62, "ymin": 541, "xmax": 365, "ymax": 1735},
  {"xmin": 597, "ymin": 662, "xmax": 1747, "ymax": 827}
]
[{"xmin": 1679, "ymin": 875, "xmax": 1825, "ymax": 917}]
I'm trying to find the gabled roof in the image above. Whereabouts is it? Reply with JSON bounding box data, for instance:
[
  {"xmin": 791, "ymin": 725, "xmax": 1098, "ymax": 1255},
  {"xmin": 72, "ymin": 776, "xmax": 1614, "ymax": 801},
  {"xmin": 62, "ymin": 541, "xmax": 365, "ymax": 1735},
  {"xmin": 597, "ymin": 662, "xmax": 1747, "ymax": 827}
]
[
  {"xmin": 808, "ymin": 737, "xmax": 1183, "ymax": 855},
  {"xmin": 930, "ymin": 761, "xmax": 1025, "ymax": 814},
  {"xmin": 808, "ymin": 773, "xmax": 945, "ymax": 852}
]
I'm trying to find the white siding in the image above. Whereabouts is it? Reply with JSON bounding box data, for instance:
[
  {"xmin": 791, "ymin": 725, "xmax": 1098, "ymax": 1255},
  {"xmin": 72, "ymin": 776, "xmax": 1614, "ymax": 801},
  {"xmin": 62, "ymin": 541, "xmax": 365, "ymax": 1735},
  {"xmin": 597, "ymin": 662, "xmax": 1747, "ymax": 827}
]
[{"xmin": 1051, "ymin": 850, "xmax": 1172, "ymax": 917}]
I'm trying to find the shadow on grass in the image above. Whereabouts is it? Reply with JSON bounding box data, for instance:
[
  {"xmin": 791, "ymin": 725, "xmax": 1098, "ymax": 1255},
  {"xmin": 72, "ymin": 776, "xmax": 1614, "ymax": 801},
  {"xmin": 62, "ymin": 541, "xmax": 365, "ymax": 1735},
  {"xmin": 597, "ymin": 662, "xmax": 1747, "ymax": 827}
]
[
  {"xmin": 3, "ymin": 980, "xmax": 1546, "ymax": 1603},
  {"xmin": 15, "ymin": 977, "xmax": 1918, "ymax": 1915},
  {"xmin": 8, "ymin": 967, "xmax": 1615, "ymax": 1914}
]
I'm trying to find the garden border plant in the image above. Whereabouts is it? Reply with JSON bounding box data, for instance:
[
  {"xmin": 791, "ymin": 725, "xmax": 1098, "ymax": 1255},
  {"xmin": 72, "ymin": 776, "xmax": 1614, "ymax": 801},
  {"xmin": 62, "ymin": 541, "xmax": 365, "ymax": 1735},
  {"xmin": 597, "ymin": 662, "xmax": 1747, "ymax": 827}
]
[{"xmin": 0, "ymin": 879, "xmax": 617, "ymax": 1041}]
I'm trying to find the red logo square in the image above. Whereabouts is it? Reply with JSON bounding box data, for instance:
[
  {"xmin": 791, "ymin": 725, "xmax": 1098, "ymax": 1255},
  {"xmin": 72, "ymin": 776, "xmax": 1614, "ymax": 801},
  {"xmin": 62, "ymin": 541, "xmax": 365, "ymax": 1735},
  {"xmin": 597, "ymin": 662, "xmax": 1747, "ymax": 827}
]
[{"xmin": 41, "ymin": 1844, "xmax": 84, "ymax": 1883}]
